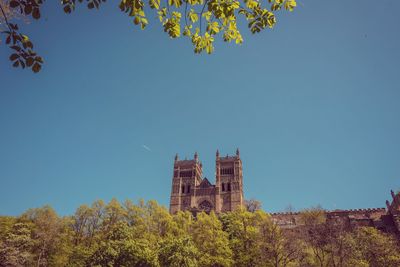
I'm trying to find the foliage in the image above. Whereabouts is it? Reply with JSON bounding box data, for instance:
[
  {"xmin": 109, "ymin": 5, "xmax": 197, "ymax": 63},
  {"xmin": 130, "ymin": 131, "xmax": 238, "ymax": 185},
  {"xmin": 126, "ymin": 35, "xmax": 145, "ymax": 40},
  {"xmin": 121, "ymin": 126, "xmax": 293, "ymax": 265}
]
[
  {"xmin": 0, "ymin": 0, "xmax": 44, "ymax": 72},
  {"xmin": 191, "ymin": 212, "xmax": 232, "ymax": 266},
  {"xmin": 0, "ymin": 222, "xmax": 34, "ymax": 266},
  {"xmin": 88, "ymin": 221, "xmax": 159, "ymax": 266},
  {"xmin": 257, "ymin": 216, "xmax": 305, "ymax": 267},
  {"xmin": 0, "ymin": 0, "xmax": 296, "ymax": 72},
  {"xmin": 1, "ymin": 199, "xmax": 400, "ymax": 267},
  {"xmin": 351, "ymin": 227, "xmax": 400, "ymax": 267},
  {"xmin": 158, "ymin": 236, "xmax": 199, "ymax": 267},
  {"xmin": 245, "ymin": 198, "xmax": 262, "ymax": 212},
  {"xmin": 220, "ymin": 207, "xmax": 264, "ymax": 266}
]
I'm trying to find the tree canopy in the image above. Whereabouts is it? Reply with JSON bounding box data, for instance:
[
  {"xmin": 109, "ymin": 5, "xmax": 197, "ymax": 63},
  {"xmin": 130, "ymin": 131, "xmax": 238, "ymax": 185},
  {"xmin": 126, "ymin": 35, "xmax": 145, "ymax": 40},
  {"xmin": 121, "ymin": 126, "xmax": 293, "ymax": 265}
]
[
  {"xmin": 1, "ymin": 199, "xmax": 400, "ymax": 267},
  {"xmin": 0, "ymin": 0, "xmax": 296, "ymax": 73}
]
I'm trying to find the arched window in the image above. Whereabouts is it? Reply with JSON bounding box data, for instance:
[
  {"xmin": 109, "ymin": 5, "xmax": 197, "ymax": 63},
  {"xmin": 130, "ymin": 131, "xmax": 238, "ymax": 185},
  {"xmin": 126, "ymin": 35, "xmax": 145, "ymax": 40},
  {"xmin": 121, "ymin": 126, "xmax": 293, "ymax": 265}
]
[
  {"xmin": 187, "ymin": 185, "xmax": 191, "ymax": 193},
  {"xmin": 227, "ymin": 183, "xmax": 231, "ymax": 191},
  {"xmin": 222, "ymin": 183, "xmax": 225, "ymax": 191},
  {"xmin": 181, "ymin": 185, "xmax": 185, "ymax": 194}
]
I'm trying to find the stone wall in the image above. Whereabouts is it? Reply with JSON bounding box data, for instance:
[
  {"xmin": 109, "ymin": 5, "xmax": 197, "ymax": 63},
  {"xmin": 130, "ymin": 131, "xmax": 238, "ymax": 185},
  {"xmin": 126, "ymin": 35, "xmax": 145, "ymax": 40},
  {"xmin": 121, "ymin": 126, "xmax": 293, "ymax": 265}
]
[{"xmin": 271, "ymin": 192, "xmax": 400, "ymax": 238}]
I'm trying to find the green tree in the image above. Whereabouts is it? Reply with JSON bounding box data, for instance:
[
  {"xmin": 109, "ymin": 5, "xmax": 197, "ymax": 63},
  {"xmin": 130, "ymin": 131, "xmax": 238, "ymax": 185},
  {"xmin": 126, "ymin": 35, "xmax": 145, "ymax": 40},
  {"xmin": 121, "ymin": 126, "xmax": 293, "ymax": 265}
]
[
  {"xmin": 71, "ymin": 204, "xmax": 92, "ymax": 246},
  {"xmin": 158, "ymin": 236, "xmax": 199, "ymax": 267},
  {"xmin": 89, "ymin": 221, "xmax": 159, "ymax": 267},
  {"xmin": 87, "ymin": 200, "xmax": 106, "ymax": 247},
  {"xmin": 220, "ymin": 208, "xmax": 263, "ymax": 267},
  {"xmin": 0, "ymin": 216, "xmax": 17, "ymax": 240},
  {"xmin": 191, "ymin": 212, "xmax": 233, "ymax": 267},
  {"xmin": 2, "ymin": 199, "xmax": 400, "ymax": 267},
  {"xmin": 103, "ymin": 198, "xmax": 127, "ymax": 233},
  {"xmin": 257, "ymin": 214, "xmax": 305, "ymax": 267},
  {"xmin": 0, "ymin": 0, "xmax": 296, "ymax": 72},
  {"xmin": 68, "ymin": 201, "xmax": 105, "ymax": 266},
  {"xmin": 0, "ymin": 222, "xmax": 34, "ymax": 267},
  {"xmin": 170, "ymin": 210, "xmax": 194, "ymax": 237},
  {"xmin": 352, "ymin": 227, "xmax": 400, "ymax": 267},
  {"xmin": 20, "ymin": 206, "xmax": 63, "ymax": 267},
  {"xmin": 298, "ymin": 206, "xmax": 330, "ymax": 267},
  {"xmin": 329, "ymin": 231, "xmax": 367, "ymax": 267}
]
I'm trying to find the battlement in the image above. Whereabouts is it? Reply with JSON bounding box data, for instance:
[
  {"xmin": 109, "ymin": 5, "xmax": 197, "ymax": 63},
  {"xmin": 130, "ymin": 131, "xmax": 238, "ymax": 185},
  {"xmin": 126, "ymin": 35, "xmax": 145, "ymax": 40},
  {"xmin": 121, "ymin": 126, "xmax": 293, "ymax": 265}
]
[
  {"xmin": 218, "ymin": 155, "xmax": 240, "ymax": 162},
  {"xmin": 271, "ymin": 211, "xmax": 300, "ymax": 216},
  {"xmin": 216, "ymin": 148, "xmax": 241, "ymax": 162},
  {"xmin": 271, "ymin": 208, "xmax": 386, "ymax": 218},
  {"xmin": 329, "ymin": 208, "xmax": 386, "ymax": 213},
  {"xmin": 174, "ymin": 159, "xmax": 197, "ymax": 165}
]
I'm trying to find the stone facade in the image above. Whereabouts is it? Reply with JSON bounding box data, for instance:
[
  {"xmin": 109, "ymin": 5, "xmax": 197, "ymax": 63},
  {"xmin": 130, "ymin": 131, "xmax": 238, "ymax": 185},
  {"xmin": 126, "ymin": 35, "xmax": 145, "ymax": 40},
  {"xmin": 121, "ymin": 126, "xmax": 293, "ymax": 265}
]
[
  {"xmin": 169, "ymin": 149, "xmax": 244, "ymax": 214},
  {"xmin": 271, "ymin": 190, "xmax": 400, "ymax": 238}
]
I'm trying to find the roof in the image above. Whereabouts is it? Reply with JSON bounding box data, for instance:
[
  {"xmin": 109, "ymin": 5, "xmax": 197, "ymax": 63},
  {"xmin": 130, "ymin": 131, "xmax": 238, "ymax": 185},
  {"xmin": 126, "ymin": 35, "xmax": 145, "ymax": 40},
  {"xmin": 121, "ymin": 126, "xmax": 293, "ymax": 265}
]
[{"xmin": 199, "ymin": 177, "xmax": 214, "ymax": 188}]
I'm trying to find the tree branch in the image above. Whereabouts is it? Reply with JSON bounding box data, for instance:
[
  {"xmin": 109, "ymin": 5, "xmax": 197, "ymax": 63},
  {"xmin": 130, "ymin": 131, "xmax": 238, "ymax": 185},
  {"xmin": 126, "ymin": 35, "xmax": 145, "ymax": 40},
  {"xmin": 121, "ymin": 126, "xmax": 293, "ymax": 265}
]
[
  {"xmin": 199, "ymin": 0, "xmax": 208, "ymax": 34},
  {"xmin": 0, "ymin": 1, "xmax": 13, "ymax": 32}
]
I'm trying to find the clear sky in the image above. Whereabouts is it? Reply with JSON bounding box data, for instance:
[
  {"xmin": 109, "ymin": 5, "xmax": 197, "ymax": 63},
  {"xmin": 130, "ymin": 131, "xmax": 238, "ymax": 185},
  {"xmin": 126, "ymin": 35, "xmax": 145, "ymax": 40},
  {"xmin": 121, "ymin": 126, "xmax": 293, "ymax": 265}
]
[{"xmin": 1, "ymin": 0, "xmax": 399, "ymax": 216}]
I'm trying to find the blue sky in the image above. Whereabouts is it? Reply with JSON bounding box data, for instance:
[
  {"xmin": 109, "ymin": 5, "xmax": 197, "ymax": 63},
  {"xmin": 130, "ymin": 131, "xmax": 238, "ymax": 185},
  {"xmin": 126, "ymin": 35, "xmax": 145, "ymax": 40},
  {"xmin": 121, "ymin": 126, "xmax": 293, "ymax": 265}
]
[{"xmin": 1, "ymin": 0, "xmax": 399, "ymax": 216}]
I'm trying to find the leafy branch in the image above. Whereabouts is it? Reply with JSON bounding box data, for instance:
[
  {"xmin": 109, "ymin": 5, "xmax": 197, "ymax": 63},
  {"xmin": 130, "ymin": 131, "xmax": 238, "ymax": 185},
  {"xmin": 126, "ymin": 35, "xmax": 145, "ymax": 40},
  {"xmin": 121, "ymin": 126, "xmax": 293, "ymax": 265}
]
[
  {"xmin": 0, "ymin": 0, "xmax": 296, "ymax": 73},
  {"xmin": 0, "ymin": 0, "xmax": 43, "ymax": 72}
]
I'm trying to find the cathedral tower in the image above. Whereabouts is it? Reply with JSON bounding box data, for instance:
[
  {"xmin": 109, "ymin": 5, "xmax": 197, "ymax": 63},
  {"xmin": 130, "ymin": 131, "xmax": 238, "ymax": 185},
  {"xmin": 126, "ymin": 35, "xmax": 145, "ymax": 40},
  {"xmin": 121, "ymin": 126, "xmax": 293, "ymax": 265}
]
[
  {"xmin": 215, "ymin": 148, "xmax": 244, "ymax": 212},
  {"xmin": 169, "ymin": 153, "xmax": 203, "ymax": 214},
  {"xmin": 169, "ymin": 149, "xmax": 244, "ymax": 214}
]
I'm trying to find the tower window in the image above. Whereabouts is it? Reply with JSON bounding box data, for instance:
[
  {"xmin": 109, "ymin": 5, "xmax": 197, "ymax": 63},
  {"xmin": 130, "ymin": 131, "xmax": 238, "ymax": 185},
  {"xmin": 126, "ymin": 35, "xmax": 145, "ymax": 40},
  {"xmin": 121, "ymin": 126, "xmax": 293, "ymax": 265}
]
[
  {"xmin": 187, "ymin": 185, "xmax": 191, "ymax": 193},
  {"xmin": 180, "ymin": 170, "xmax": 193, "ymax": 177},
  {"xmin": 227, "ymin": 183, "xmax": 231, "ymax": 191},
  {"xmin": 220, "ymin": 168, "xmax": 234, "ymax": 175},
  {"xmin": 222, "ymin": 183, "xmax": 225, "ymax": 191},
  {"xmin": 182, "ymin": 185, "xmax": 185, "ymax": 194}
]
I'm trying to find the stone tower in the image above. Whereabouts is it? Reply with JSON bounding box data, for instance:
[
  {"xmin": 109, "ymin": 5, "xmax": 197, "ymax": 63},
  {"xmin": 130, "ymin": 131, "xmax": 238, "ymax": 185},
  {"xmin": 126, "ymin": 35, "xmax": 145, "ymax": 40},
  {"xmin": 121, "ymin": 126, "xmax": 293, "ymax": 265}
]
[
  {"xmin": 169, "ymin": 150, "xmax": 244, "ymax": 214},
  {"xmin": 386, "ymin": 190, "xmax": 400, "ymax": 237},
  {"xmin": 216, "ymin": 148, "xmax": 244, "ymax": 212},
  {"xmin": 169, "ymin": 153, "xmax": 203, "ymax": 214}
]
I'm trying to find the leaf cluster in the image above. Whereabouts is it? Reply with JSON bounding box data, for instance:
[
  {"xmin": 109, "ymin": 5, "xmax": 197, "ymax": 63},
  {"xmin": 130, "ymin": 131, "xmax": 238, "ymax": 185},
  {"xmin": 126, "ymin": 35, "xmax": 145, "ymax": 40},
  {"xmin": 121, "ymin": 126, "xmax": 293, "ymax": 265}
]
[
  {"xmin": 0, "ymin": 0, "xmax": 296, "ymax": 72},
  {"xmin": 1, "ymin": 0, "xmax": 44, "ymax": 72}
]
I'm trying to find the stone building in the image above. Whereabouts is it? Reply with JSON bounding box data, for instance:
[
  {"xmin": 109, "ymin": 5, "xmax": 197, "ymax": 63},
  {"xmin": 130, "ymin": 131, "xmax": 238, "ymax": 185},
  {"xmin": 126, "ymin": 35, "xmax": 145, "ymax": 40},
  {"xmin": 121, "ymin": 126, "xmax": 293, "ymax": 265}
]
[
  {"xmin": 168, "ymin": 149, "xmax": 400, "ymax": 238},
  {"xmin": 271, "ymin": 190, "xmax": 400, "ymax": 238},
  {"xmin": 169, "ymin": 149, "xmax": 244, "ymax": 214}
]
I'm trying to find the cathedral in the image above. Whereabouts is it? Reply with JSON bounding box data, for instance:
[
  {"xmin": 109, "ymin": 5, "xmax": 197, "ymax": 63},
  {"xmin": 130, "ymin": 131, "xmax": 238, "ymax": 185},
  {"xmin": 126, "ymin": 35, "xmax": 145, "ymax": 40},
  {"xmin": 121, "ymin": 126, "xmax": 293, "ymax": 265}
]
[
  {"xmin": 169, "ymin": 149, "xmax": 400, "ymax": 238},
  {"xmin": 169, "ymin": 149, "xmax": 244, "ymax": 214}
]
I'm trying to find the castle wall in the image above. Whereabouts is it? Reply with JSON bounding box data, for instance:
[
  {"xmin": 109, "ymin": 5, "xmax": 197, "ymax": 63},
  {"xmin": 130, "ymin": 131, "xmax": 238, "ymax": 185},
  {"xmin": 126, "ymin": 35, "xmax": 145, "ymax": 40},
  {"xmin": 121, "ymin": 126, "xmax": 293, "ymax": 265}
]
[{"xmin": 271, "ymin": 206, "xmax": 400, "ymax": 238}]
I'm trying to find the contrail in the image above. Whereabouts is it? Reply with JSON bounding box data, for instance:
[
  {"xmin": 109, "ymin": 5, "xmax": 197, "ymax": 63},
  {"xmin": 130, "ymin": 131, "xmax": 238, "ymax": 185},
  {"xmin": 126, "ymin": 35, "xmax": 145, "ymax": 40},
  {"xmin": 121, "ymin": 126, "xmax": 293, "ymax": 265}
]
[{"xmin": 142, "ymin": 144, "xmax": 152, "ymax": 152}]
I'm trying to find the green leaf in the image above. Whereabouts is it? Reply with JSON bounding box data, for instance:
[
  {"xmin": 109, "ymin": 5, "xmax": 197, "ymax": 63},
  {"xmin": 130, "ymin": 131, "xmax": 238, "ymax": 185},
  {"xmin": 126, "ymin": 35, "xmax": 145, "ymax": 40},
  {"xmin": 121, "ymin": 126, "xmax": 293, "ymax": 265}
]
[
  {"xmin": 207, "ymin": 21, "xmax": 220, "ymax": 35},
  {"xmin": 149, "ymin": 0, "xmax": 160, "ymax": 9},
  {"xmin": 168, "ymin": 0, "xmax": 182, "ymax": 8},
  {"xmin": 188, "ymin": 9, "xmax": 198, "ymax": 23},
  {"xmin": 284, "ymin": 0, "xmax": 296, "ymax": 11}
]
